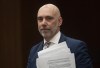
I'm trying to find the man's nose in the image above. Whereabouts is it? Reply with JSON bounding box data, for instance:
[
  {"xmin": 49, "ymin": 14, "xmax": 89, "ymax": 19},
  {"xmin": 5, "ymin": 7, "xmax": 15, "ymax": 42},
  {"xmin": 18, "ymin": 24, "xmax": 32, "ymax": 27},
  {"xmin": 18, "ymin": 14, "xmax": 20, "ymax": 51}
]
[{"xmin": 42, "ymin": 18, "xmax": 47, "ymax": 25}]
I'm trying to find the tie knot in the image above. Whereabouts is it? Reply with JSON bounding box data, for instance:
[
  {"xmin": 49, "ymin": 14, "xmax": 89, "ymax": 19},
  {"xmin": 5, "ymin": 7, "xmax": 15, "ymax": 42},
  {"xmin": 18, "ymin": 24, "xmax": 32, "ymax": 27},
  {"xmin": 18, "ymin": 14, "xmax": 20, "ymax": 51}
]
[
  {"xmin": 46, "ymin": 42, "xmax": 51, "ymax": 45},
  {"xmin": 45, "ymin": 42, "xmax": 51, "ymax": 48}
]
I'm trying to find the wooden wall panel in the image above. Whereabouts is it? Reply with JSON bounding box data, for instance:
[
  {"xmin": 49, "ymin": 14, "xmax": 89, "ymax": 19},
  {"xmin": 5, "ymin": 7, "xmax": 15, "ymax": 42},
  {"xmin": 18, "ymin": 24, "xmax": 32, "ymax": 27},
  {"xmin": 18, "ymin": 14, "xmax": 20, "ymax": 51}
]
[{"xmin": 0, "ymin": 0, "xmax": 23, "ymax": 68}]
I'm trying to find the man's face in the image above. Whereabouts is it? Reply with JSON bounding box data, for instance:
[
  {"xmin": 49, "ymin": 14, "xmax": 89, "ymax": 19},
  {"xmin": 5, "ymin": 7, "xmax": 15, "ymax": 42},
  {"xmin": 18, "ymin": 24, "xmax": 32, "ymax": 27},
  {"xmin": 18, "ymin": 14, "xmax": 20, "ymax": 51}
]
[{"xmin": 37, "ymin": 7, "xmax": 61, "ymax": 40}]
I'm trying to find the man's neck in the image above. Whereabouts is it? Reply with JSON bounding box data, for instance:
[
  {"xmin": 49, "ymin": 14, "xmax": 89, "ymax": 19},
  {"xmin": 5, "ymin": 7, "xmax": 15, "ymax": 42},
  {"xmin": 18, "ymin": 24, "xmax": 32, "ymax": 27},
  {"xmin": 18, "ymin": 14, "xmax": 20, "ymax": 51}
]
[{"xmin": 44, "ymin": 31, "xmax": 61, "ymax": 44}]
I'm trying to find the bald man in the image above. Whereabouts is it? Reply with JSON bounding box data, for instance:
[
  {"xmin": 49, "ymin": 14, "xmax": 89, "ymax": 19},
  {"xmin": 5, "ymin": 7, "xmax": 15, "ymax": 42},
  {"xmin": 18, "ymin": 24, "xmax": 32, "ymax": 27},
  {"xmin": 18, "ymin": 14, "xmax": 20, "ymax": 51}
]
[{"xmin": 27, "ymin": 4, "xmax": 92, "ymax": 68}]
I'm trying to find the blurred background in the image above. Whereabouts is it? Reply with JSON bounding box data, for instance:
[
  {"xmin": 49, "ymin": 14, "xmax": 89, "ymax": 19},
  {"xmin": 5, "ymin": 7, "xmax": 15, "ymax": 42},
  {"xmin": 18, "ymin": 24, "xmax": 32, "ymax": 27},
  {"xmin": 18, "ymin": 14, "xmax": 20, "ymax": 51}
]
[{"xmin": 0, "ymin": 0, "xmax": 98, "ymax": 68}]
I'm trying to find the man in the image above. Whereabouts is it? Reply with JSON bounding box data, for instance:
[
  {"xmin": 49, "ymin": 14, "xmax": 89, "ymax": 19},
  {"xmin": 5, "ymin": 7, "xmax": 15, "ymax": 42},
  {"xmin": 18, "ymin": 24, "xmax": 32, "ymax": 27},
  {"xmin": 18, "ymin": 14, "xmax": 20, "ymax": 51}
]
[{"xmin": 27, "ymin": 4, "xmax": 92, "ymax": 68}]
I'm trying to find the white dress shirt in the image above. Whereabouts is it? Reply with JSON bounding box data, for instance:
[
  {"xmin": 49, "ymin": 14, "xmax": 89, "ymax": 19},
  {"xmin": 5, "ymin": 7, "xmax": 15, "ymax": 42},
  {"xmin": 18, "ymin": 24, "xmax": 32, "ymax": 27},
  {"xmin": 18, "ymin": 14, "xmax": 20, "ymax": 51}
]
[{"xmin": 43, "ymin": 31, "xmax": 61, "ymax": 49}]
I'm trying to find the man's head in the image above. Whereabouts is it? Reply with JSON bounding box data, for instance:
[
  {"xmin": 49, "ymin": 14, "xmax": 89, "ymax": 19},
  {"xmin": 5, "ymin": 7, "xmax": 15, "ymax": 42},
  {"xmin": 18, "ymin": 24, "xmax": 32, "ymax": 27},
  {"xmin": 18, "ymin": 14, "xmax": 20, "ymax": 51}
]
[{"xmin": 37, "ymin": 4, "xmax": 63, "ymax": 41}]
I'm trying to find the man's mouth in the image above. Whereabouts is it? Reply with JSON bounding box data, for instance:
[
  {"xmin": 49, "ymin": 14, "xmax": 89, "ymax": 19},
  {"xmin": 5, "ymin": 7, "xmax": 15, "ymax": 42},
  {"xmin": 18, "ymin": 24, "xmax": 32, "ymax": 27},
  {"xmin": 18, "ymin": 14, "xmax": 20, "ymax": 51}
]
[
  {"xmin": 40, "ymin": 29, "xmax": 50, "ymax": 32},
  {"xmin": 41, "ymin": 29, "xmax": 50, "ymax": 31}
]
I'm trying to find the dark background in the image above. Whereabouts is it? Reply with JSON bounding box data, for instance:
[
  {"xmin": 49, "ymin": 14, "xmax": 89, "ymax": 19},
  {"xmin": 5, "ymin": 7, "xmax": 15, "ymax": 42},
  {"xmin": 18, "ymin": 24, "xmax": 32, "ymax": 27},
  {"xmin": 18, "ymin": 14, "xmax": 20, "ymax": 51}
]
[{"xmin": 0, "ymin": 0, "xmax": 98, "ymax": 68}]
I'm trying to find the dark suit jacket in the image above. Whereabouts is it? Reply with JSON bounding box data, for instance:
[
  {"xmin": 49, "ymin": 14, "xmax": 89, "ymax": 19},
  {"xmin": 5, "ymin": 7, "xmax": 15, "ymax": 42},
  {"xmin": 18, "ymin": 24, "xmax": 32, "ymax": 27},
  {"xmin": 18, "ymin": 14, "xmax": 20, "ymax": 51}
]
[{"xmin": 27, "ymin": 33, "xmax": 93, "ymax": 68}]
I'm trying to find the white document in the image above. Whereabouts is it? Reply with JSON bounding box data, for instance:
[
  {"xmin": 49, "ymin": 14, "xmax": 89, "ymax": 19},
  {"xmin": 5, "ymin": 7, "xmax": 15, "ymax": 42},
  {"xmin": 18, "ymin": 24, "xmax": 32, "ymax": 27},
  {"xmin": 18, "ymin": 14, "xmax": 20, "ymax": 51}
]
[
  {"xmin": 36, "ymin": 53, "xmax": 76, "ymax": 68},
  {"xmin": 36, "ymin": 41, "xmax": 76, "ymax": 68}
]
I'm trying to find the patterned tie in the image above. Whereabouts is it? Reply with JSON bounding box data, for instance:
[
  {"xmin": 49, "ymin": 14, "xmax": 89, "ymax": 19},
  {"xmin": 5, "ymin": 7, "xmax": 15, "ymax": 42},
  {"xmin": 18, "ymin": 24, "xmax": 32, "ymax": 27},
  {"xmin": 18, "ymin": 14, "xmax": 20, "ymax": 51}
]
[{"xmin": 45, "ymin": 42, "xmax": 51, "ymax": 48}]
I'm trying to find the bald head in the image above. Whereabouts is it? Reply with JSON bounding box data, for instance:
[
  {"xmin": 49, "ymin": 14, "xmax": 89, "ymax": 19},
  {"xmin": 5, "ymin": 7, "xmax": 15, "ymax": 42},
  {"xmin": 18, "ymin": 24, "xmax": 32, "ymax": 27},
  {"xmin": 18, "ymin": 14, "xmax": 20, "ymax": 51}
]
[{"xmin": 37, "ymin": 4, "xmax": 61, "ymax": 18}]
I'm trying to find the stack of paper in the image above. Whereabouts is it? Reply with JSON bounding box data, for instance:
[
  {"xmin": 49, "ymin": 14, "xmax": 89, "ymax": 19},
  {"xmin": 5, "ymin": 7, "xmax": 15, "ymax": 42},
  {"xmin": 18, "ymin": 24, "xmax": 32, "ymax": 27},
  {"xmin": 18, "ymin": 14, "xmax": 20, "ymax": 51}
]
[{"xmin": 36, "ymin": 41, "xmax": 76, "ymax": 68}]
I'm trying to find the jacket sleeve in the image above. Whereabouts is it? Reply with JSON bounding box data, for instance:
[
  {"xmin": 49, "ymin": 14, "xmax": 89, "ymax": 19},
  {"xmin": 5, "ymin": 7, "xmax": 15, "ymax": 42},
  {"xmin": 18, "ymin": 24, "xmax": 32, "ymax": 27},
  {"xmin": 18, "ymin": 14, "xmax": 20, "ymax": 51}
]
[
  {"xmin": 74, "ymin": 41, "xmax": 93, "ymax": 68},
  {"xmin": 27, "ymin": 45, "xmax": 38, "ymax": 68}
]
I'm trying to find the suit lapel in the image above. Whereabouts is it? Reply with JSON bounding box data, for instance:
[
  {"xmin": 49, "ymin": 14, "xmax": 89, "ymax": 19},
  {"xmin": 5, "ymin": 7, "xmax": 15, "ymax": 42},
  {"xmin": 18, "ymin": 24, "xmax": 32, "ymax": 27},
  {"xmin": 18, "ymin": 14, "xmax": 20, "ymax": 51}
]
[
  {"xmin": 59, "ymin": 33, "xmax": 66, "ymax": 43},
  {"xmin": 37, "ymin": 41, "xmax": 44, "ymax": 52}
]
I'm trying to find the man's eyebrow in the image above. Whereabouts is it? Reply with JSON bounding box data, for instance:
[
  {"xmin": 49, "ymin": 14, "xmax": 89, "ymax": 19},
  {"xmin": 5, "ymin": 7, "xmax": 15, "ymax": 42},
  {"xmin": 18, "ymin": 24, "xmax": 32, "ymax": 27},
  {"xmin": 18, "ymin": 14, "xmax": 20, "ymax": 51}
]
[
  {"xmin": 46, "ymin": 16, "xmax": 53, "ymax": 17},
  {"xmin": 37, "ymin": 16, "xmax": 43, "ymax": 20}
]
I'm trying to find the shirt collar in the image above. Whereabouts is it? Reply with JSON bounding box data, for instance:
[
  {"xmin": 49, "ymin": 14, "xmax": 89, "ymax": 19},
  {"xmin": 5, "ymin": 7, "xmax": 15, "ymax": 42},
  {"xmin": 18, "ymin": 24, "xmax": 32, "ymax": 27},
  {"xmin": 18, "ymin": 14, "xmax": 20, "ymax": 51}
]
[{"xmin": 44, "ymin": 31, "xmax": 61, "ymax": 44}]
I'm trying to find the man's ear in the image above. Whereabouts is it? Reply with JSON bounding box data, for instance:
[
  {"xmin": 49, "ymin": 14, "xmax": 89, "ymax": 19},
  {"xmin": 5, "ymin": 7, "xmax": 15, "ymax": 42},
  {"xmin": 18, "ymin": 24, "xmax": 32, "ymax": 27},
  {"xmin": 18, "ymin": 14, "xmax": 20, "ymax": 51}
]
[{"xmin": 58, "ymin": 17, "xmax": 63, "ymax": 26}]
